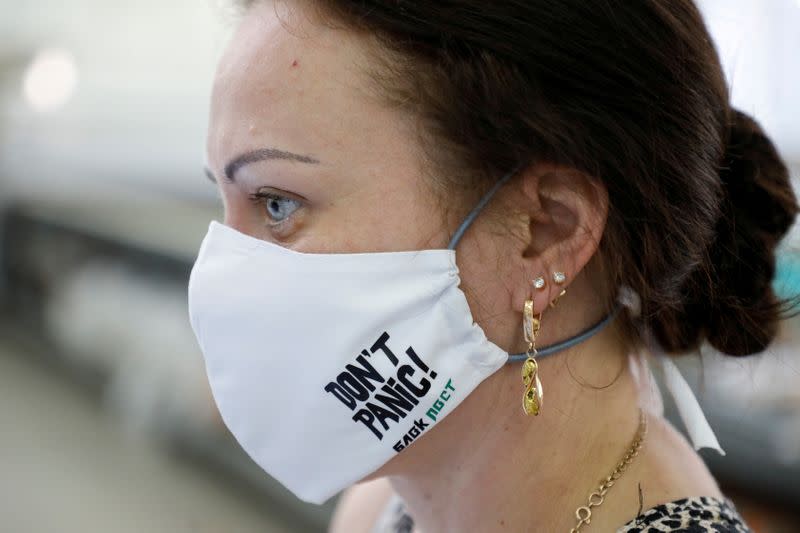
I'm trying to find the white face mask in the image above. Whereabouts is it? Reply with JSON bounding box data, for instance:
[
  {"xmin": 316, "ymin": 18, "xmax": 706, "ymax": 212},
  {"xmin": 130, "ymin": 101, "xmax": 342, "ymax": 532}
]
[{"xmin": 187, "ymin": 165, "xmax": 626, "ymax": 505}]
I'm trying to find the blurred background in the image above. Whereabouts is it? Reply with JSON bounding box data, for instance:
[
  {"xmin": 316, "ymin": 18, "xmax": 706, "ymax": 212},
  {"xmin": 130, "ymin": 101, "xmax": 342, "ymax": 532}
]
[{"xmin": 0, "ymin": 1, "xmax": 798, "ymax": 532}]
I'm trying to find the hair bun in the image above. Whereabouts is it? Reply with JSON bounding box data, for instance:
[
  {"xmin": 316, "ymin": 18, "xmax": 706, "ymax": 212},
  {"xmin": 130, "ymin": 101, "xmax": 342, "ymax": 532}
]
[
  {"xmin": 650, "ymin": 107, "xmax": 799, "ymax": 356},
  {"xmin": 702, "ymin": 108, "xmax": 798, "ymax": 355},
  {"xmin": 722, "ymin": 109, "xmax": 797, "ymax": 239}
]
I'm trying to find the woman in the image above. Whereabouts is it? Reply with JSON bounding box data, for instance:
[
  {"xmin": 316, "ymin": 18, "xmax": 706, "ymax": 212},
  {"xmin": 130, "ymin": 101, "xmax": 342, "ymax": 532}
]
[{"xmin": 187, "ymin": 0, "xmax": 799, "ymax": 531}]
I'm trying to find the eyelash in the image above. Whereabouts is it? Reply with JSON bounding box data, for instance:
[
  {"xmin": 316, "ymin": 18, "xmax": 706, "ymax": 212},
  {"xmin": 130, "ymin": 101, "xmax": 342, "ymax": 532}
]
[
  {"xmin": 248, "ymin": 190, "xmax": 302, "ymax": 225},
  {"xmin": 203, "ymin": 171, "xmax": 303, "ymax": 229}
]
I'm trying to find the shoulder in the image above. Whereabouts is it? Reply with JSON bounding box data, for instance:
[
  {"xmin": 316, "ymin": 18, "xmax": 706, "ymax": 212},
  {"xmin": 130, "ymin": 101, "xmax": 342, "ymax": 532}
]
[
  {"xmin": 617, "ymin": 495, "xmax": 753, "ymax": 532},
  {"xmin": 328, "ymin": 477, "xmax": 397, "ymax": 533},
  {"xmin": 372, "ymin": 494, "xmax": 753, "ymax": 533}
]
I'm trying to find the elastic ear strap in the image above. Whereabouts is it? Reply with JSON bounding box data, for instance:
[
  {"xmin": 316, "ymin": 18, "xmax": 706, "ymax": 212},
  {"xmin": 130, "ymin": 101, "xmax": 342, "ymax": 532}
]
[
  {"xmin": 447, "ymin": 163, "xmax": 525, "ymax": 250},
  {"xmin": 507, "ymin": 302, "xmax": 623, "ymax": 362},
  {"xmin": 448, "ymin": 164, "xmax": 627, "ymax": 362}
]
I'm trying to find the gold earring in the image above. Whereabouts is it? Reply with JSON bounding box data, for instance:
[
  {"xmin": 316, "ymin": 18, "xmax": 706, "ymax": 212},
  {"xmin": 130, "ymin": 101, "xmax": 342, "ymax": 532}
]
[
  {"xmin": 549, "ymin": 271, "xmax": 567, "ymax": 308},
  {"xmin": 521, "ymin": 282, "xmax": 544, "ymax": 416}
]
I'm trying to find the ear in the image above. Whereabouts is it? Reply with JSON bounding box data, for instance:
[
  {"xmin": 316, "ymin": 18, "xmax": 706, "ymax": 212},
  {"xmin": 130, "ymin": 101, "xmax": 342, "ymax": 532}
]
[{"xmin": 510, "ymin": 161, "xmax": 609, "ymax": 314}]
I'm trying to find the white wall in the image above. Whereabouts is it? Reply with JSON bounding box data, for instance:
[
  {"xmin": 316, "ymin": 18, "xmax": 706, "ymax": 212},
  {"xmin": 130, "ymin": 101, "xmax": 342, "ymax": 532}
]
[
  {"xmin": 0, "ymin": 0, "xmax": 233, "ymax": 202},
  {"xmin": 698, "ymin": 0, "xmax": 800, "ymax": 164}
]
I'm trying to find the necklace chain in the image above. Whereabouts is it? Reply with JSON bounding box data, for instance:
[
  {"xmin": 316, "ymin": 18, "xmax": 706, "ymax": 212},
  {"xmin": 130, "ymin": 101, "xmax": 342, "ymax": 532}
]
[{"xmin": 569, "ymin": 408, "xmax": 648, "ymax": 532}]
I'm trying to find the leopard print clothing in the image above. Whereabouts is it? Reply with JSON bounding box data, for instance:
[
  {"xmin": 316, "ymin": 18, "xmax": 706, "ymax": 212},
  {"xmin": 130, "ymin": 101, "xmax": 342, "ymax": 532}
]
[
  {"xmin": 617, "ymin": 495, "xmax": 751, "ymax": 532},
  {"xmin": 371, "ymin": 494, "xmax": 752, "ymax": 532}
]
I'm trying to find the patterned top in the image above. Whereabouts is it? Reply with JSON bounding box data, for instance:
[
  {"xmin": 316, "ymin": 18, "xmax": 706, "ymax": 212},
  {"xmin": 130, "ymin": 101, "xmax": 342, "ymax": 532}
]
[{"xmin": 371, "ymin": 494, "xmax": 752, "ymax": 532}]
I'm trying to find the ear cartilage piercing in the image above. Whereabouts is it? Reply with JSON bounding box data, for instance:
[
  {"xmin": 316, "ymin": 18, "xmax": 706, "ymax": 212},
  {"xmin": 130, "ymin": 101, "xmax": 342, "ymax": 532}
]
[{"xmin": 532, "ymin": 276, "xmax": 546, "ymax": 290}]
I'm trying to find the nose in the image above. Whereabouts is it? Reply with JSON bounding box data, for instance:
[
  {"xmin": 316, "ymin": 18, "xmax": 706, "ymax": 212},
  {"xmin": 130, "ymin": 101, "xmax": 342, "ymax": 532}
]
[
  {"xmin": 222, "ymin": 212, "xmax": 238, "ymax": 231},
  {"xmin": 218, "ymin": 188, "xmax": 246, "ymax": 228},
  {"xmin": 222, "ymin": 198, "xmax": 266, "ymax": 240},
  {"xmin": 223, "ymin": 212, "xmax": 251, "ymax": 236}
]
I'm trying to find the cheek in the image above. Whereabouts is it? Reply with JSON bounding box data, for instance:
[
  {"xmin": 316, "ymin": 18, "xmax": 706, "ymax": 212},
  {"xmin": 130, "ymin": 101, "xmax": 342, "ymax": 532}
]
[
  {"xmin": 460, "ymin": 252, "xmax": 513, "ymax": 317},
  {"xmin": 313, "ymin": 184, "xmax": 450, "ymax": 253},
  {"xmin": 455, "ymin": 235, "xmax": 518, "ymax": 342}
]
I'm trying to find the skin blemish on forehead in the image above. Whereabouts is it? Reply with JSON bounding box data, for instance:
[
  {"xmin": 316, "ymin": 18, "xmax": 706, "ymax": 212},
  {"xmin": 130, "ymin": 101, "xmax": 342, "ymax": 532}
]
[{"xmin": 291, "ymin": 59, "xmax": 299, "ymax": 67}]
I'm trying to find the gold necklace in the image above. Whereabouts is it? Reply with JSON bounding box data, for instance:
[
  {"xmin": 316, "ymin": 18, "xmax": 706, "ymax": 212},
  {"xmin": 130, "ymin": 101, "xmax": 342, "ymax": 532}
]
[{"xmin": 570, "ymin": 408, "xmax": 648, "ymax": 532}]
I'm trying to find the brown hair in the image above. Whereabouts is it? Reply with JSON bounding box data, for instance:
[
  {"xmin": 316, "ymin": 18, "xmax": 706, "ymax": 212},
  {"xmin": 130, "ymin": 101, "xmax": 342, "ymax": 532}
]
[{"xmin": 238, "ymin": 0, "xmax": 799, "ymax": 357}]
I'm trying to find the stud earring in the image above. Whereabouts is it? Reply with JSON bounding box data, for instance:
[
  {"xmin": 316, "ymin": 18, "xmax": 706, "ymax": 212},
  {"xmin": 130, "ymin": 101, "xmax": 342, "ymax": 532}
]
[
  {"xmin": 521, "ymin": 280, "xmax": 544, "ymax": 416},
  {"xmin": 549, "ymin": 271, "xmax": 568, "ymax": 308}
]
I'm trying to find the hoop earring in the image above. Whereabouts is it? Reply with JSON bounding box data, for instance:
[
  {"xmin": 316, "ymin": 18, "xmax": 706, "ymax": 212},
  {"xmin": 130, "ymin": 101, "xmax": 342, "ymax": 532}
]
[{"xmin": 522, "ymin": 278, "xmax": 545, "ymax": 416}]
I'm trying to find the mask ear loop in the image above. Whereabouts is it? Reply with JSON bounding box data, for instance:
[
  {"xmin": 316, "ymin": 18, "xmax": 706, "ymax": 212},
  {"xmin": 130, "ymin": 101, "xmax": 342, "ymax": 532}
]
[
  {"xmin": 446, "ymin": 162, "xmax": 626, "ymax": 363},
  {"xmin": 447, "ymin": 163, "xmax": 524, "ymax": 250},
  {"xmin": 508, "ymin": 305, "xmax": 622, "ymax": 362}
]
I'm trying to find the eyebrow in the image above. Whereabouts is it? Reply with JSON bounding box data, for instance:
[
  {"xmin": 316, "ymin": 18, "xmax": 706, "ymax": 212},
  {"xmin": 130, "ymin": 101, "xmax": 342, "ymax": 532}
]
[{"xmin": 208, "ymin": 147, "xmax": 320, "ymax": 184}]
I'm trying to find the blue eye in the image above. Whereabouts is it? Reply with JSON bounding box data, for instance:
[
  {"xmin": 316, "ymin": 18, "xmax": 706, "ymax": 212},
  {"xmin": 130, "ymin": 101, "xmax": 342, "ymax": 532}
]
[{"xmin": 250, "ymin": 191, "xmax": 301, "ymax": 223}]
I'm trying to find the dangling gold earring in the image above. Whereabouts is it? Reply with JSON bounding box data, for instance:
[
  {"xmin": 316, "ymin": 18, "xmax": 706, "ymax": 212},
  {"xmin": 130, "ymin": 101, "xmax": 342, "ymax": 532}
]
[{"xmin": 522, "ymin": 277, "xmax": 545, "ymax": 416}]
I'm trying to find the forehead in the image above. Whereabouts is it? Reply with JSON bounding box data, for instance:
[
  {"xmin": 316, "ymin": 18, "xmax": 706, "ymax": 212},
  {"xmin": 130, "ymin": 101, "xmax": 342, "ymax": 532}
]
[{"xmin": 207, "ymin": 1, "xmax": 401, "ymax": 174}]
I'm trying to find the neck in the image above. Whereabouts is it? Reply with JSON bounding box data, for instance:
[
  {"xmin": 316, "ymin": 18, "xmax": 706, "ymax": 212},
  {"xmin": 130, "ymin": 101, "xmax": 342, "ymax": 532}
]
[{"xmin": 384, "ymin": 329, "xmax": 656, "ymax": 532}]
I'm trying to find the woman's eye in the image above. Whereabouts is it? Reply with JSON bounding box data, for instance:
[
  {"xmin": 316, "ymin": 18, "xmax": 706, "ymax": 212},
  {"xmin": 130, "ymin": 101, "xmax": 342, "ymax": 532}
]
[{"xmin": 251, "ymin": 191, "xmax": 301, "ymax": 223}]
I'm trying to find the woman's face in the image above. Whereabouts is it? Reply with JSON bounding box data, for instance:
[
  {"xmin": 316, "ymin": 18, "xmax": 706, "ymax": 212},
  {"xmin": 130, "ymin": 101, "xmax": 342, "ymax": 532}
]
[
  {"xmin": 206, "ymin": 1, "xmax": 453, "ymax": 254},
  {"xmin": 204, "ymin": 0, "xmax": 613, "ymax": 483},
  {"xmin": 205, "ymin": 0, "xmax": 526, "ymax": 336}
]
